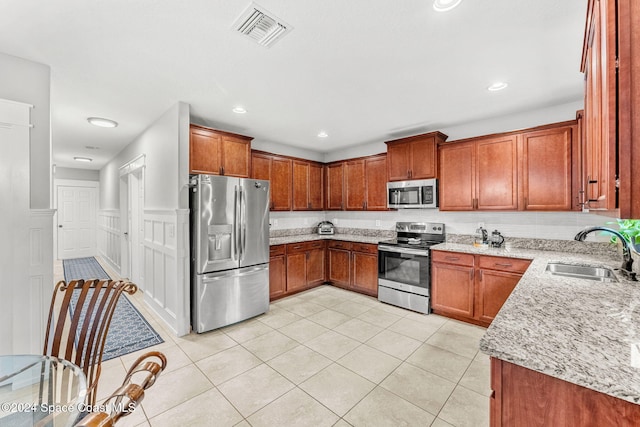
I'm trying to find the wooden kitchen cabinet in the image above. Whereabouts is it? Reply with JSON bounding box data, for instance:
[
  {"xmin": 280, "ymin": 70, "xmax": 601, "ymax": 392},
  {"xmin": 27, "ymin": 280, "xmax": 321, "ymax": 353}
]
[
  {"xmin": 431, "ymin": 250, "xmax": 531, "ymax": 327},
  {"xmin": 386, "ymin": 132, "xmax": 448, "ymax": 181},
  {"xmin": 344, "ymin": 154, "xmax": 388, "ymax": 211},
  {"xmin": 439, "ymin": 135, "xmax": 518, "ymax": 211},
  {"xmin": 189, "ymin": 124, "xmax": 251, "ymax": 177},
  {"xmin": 521, "ymin": 125, "xmax": 578, "ymax": 211},
  {"xmin": 580, "ymin": 0, "xmax": 640, "ymax": 218},
  {"xmin": 327, "ymin": 241, "xmax": 378, "ymax": 297},
  {"xmin": 251, "ymin": 151, "xmax": 292, "ymax": 211},
  {"xmin": 325, "ymin": 162, "xmax": 345, "ymax": 210},
  {"xmin": 269, "ymin": 245, "xmax": 287, "ymax": 299},
  {"xmin": 490, "ymin": 358, "xmax": 640, "ymax": 426},
  {"xmin": 292, "ymin": 160, "xmax": 324, "ymax": 210},
  {"xmin": 285, "ymin": 241, "xmax": 326, "ymax": 294}
]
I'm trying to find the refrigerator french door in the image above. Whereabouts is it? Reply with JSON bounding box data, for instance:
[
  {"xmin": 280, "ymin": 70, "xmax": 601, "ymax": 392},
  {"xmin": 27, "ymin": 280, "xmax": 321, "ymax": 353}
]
[{"xmin": 191, "ymin": 174, "xmax": 270, "ymax": 333}]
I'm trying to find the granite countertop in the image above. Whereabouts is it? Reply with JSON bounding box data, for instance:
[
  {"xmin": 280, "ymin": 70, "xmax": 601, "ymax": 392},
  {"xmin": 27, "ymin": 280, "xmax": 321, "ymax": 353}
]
[
  {"xmin": 270, "ymin": 233, "xmax": 387, "ymax": 246},
  {"xmin": 431, "ymin": 242, "xmax": 640, "ymax": 404}
]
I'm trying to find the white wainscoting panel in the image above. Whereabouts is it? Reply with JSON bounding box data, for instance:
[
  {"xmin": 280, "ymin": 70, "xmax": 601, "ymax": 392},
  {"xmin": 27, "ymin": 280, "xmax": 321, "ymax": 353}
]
[
  {"xmin": 143, "ymin": 209, "xmax": 190, "ymax": 336},
  {"xmin": 98, "ymin": 209, "xmax": 121, "ymax": 273}
]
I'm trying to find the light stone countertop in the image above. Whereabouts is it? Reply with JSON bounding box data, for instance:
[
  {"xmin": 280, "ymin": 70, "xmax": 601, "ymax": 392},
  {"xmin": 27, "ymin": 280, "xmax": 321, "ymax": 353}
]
[
  {"xmin": 270, "ymin": 233, "xmax": 388, "ymax": 246},
  {"xmin": 431, "ymin": 242, "xmax": 640, "ymax": 404}
]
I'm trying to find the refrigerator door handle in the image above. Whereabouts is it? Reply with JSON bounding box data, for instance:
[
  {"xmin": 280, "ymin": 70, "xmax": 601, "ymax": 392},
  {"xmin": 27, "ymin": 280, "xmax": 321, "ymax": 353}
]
[
  {"xmin": 241, "ymin": 185, "xmax": 247, "ymax": 261},
  {"xmin": 234, "ymin": 185, "xmax": 240, "ymax": 261}
]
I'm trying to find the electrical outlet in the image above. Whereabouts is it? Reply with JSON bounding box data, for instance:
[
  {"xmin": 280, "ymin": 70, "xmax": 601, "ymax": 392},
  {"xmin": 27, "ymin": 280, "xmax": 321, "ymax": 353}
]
[
  {"xmin": 477, "ymin": 222, "xmax": 485, "ymax": 229},
  {"xmin": 375, "ymin": 220, "xmax": 381, "ymax": 227},
  {"xmin": 332, "ymin": 218, "xmax": 338, "ymax": 225},
  {"xmin": 273, "ymin": 219, "xmax": 278, "ymax": 227}
]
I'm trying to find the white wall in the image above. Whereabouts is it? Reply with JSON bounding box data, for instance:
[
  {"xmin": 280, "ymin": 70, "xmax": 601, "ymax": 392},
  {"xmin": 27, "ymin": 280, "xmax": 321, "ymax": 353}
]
[
  {"xmin": 0, "ymin": 52, "xmax": 53, "ymax": 355},
  {"xmin": 99, "ymin": 102, "xmax": 191, "ymax": 336},
  {"xmin": 252, "ymin": 138, "xmax": 325, "ymax": 162},
  {"xmin": 54, "ymin": 166, "xmax": 100, "ymax": 181},
  {"xmin": 324, "ymin": 100, "xmax": 583, "ymax": 162}
]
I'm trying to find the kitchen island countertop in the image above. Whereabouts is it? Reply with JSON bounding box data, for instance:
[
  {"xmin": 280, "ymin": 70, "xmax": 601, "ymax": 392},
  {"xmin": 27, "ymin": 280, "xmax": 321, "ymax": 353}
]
[
  {"xmin": 270, "ymin": 233, "xmax": 387, "ymax": 246},
  {"xmin": 431, "ymin": 242, "xmax": 640, "ymax": 404}
]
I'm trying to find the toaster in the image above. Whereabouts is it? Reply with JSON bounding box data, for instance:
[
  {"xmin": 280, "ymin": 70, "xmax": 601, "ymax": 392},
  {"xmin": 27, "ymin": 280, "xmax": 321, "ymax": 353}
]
[{"xmin": 317, "ymin": 221, "xmax": 335, "ymax": 235}]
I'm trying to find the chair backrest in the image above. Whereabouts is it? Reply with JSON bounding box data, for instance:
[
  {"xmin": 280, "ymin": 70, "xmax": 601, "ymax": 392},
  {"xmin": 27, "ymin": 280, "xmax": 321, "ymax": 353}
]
[
  {"xmin": 44, "ymin": 279, "xmax": 137, "ymax": 405},
  {"xmin": 73, "ymin": 351, "xmax": 167, "ymax": 427}
]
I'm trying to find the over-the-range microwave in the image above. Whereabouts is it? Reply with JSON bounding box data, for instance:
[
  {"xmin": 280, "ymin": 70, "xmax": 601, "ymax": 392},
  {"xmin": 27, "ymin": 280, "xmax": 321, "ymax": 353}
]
[{"xmin": 387, "ymin": 178, "xmax": 438, "ymax": 209}]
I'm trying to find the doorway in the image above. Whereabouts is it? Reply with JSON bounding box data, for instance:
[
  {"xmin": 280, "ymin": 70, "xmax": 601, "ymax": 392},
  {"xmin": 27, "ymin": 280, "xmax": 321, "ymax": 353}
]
[
  {"xmin": 119, "ymin": 155, "xmax": 146, "ymax": 290},
  {"xmin": 56, "ymin": 182, "xmax": 98, "ymax": 260}
]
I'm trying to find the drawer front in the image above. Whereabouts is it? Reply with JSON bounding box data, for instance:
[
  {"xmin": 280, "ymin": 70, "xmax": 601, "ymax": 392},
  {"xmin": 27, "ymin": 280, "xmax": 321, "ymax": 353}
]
[
  {"xmin": 351, "ymin": 243, "xmax": 377, "ymax": 255},
  {"xmin": 478, "ymin": 255, "xmax": 531, "ymax": 273},
  {"xmin": 328, "ymin": 240, "xmax": 352, "ymax": 250},
  {"xmin": 431, "ymin": 250, "xmax": 475, "ymax": 267},
  {"xmin": 270, "ymin": 244, "xmax": 285, "ymax": 257},
  {"xmin": 287, "ymin": 240, "xmax": 324, "ymax": 253}
]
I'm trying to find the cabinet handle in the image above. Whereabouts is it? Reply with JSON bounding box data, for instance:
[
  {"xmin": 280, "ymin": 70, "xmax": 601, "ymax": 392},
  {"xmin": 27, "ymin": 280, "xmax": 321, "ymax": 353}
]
[
  {"xmin": 308, "ymin": 202, "xmax": 311, "ymax": 209},
  {"xmin": 524, "ymin": 197, "xmax": 528, "ymax": 207},
  {"xmin": 479, "ymin": 270, "xmax": 483, "ymax": 280},
  {"xmin": 495, "ymin": 263, "xmax": 512, "ymax": 267},
  {"xmin": 445, "ymin": 256, "xmax": 460, "ymax": 261},
  {"xmin": 306, "ymin": 252, "xmax": 310, "ymax": 260},
  {"xmin": 473, "ymin": 198, "xmax": 478, "ymax": 209},
  {"xmin": 292, "ymin": 245, "xmax": 302, "ymax": 250},
  {"xmin": 407, "ymin": 170, "xmax": 410, "ymax": 178},
  {"xmin": 470, "ymin": 270, "xmax": 474, "ymax": 281}
]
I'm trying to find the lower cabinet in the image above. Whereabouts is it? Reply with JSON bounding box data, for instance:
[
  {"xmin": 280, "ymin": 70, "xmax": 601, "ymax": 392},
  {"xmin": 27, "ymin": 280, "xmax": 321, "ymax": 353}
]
[
  {"xmin": 431, "ymin": 250, "xmax": 531, "ymax": 327},
  {"xmin": 269, "ymin": 241, "xmax": 327, "ymax": 300},
  {"xmin": 490, "ymin": 358, "xmax": 640, "ymax": 426},
  {"xmin": 327, "ymin": 241, "xmax": 378, "ymax": 297}
]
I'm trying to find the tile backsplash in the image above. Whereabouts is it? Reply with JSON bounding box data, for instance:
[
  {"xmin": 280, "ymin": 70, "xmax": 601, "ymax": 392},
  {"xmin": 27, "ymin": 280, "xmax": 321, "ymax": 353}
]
[{"xmin": 270, "ymin": 210, "xmax": 615, "ymax": 242}]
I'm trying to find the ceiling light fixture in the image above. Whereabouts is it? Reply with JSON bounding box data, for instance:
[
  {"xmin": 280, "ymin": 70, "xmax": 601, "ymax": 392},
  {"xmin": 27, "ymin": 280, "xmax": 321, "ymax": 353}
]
[
  {"xmin": 74, "ymin": 156, "xmax": 93, "ymax": 162},
  {"xmin": 232, "ymin": 106, "xmax": 247, "ymax": 114},
  {"xmin": 87, "ymin": 117, "xmax": 118, "ymax": 128},
  {"xmin": 487, "ymin": 82, "xmax": 509, "ymax": 91},
  {"xmin": 433, "ymin": 0, "xmax": 463, "ymax": 12},
  {"xmin": 318, "ymin": 131, "xmax": 328, "ymax": 138}
]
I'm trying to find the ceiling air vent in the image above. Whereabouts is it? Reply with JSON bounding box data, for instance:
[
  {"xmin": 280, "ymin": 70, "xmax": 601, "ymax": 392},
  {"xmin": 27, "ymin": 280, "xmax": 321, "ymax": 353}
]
[{"xmin": 234, "ymin": 3, "xmax": 292, "ymax": 47}]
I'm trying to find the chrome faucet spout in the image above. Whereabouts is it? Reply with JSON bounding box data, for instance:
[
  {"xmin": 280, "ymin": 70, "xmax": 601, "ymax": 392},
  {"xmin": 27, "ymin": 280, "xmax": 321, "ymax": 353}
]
[{"xmin": 574, "ymin": 226, "xmax": 637, "ymax": 280}]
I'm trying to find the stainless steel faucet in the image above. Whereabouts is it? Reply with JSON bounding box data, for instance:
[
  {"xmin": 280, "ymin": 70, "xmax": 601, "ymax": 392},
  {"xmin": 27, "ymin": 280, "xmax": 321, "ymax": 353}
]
[{"xmin": 574, "ymin": 226, "xmax": 637, "ymax": 281}]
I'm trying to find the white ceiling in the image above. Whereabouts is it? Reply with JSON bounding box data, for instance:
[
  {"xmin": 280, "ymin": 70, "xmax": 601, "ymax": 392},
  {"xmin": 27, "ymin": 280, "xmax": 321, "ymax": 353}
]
[{"xmin": 0, "ymin": 0, "xmax": 587, "ymax": 169}]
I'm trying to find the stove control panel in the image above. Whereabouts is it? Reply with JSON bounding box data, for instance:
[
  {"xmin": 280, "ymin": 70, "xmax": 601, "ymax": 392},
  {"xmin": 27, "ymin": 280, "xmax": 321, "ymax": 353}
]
[{"xmin": 395, "ymin": 222, "xmax": 445, "ymax": 235}]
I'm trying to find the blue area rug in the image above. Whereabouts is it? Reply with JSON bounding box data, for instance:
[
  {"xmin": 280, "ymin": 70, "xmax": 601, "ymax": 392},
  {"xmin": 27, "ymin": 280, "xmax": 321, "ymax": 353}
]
[{"xmin": 62, "ymin": 257, "xmax": 164, "ymax": 361}]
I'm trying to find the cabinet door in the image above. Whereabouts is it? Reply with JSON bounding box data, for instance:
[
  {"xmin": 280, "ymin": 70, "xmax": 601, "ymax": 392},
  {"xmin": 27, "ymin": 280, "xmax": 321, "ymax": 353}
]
[
  {"xmin": 190, "ymin": 126, "xmax": 221, "ymax": 175},
  {"xmin": 308, "ymin": 163, "xmax": 324, "ymax": 209},
  {"xmin": 286, "ymin": 252, "xmax": 307, "ymax": 292},
  {"xmin": 387, "ymin": 142, "xmax": 411, "ymax": 181},
  {"xmin": 352, "ymin": 251, "xmax": 378, "ymax": 296},
  {"xmin": 292, "ymin": 160, "xmax": 310, "ymax": 210},
  {"xmin": 477, "ymin": 269, "xmax": 521, "ymax": 324},
  {"xmin": 221, "ymin": 136, "xmax": 250, "ymax": 177},
  {"xmin": 439, "ymin": 142, "xmax": 475, "ymax": 211},
  {"xmin": 476, "ymin": 136, "xmax": 518, "ymax": 210},
  {"xmin": 251, "ymin": 153, "xmax": 271, "ymax": 181},
  {"xmin": 306, "ymin": 247, "xmax": 326, "ymax": 286},
  {"xmin": 521, "ymin": 126, "xmax": 574, "ymax": 210},
  {"xmin": 326, "ymin": 163, "xmax": 344, "ymax": 210},
  {"xmin": 271, "ymin": 157, "xmax": 292, "ymax": 211},
  {"xmin": 328, "ymin": 248, "xmax": 351, "ymax": 287},
  {"xmin": 364, "ymin": 155, "xmax": 387, "ymax": 210},
  {"xmin": 431, "ymin": 262, "xmax": 475, "ymax": 319},
  {"xmin": 410, "ymin": 137, "xmax": 437, "ymax": 179},
  {"xmin": 269, "ymin": 254, "xmax": 286, "ymax": 300},
  {"xmin": 345, "ymin": 160, "xmax": 366, "ymax": 210}
]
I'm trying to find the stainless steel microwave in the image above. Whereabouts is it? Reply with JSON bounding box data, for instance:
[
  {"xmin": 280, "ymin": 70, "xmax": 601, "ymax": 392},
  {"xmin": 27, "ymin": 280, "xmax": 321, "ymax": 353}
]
[{"xmin": 387, "ymin": 179, "xmax": 438, "ymax": 209}]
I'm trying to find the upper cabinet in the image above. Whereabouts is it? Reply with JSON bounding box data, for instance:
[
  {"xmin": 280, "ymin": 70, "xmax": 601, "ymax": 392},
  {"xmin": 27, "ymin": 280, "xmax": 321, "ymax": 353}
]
[
  {"xmin": 251, "ymin": 151, "xmax": 292, "ymax": 211},
  {"xmin": 189, "ymin": 124, "xmax": 252, "ymax": 177},
  {"xmin": 439, "ymin": 122, "xmax": 578, "ymax": 212},
  {"xmin": 344, "ymin": 154, "xmax": 388, "ymax": 211},
  {"xmin": 581, "ymin": 0, "xmax": 640, "ymax": 217},
  {"xmin": 292, "ymin": 160, "xmax": 324, "ymax": 211},
  {"xmin": 385, "ymin": 132, "xmax": 448, "ymax": 181},
  {"xmin": 325, "ymin": 162, "xmax": 345, "ymax": 210}
]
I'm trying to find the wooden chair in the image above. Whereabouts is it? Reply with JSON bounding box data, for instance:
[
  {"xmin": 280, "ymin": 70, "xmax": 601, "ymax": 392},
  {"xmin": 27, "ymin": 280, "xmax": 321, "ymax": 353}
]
[
  {"xmin": 74, "ymin": 351, "xmax": 167, "ymax": 427},
  {"xmin": 44, "ymin": 279, "xmax": 138, "ymax": 405}
]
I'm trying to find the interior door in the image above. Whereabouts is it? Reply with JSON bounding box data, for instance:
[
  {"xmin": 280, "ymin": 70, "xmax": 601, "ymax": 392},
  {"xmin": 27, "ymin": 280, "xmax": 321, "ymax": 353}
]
[
  {"xmin": 128, "ymin": 171, "xmax": 144, "ymax": 289},
  {"xmin": 57, "ymin": 185, "xmax": 97, "ymax": 259}
]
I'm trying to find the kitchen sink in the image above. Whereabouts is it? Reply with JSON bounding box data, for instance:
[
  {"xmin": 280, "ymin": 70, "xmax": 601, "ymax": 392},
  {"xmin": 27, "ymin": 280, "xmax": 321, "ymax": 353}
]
[{"xmin": 545, "ymin": 262, "xmax": 618, "ymax": 282}]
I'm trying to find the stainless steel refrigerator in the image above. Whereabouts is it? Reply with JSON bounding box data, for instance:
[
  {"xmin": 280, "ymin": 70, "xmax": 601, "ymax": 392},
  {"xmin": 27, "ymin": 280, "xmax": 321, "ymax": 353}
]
[{"xmin": 191, "ymin": 174, "xmax": 270, "ymax": 333}]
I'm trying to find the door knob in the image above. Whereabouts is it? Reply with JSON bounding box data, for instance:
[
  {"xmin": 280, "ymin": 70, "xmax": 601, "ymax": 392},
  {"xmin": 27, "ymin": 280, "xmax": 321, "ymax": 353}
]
[
  {"xmin": 124, "ymin": 232, "xmax": 129, "ymax": 236},
  {"xmin": 58, "ymin": 225, "xmax": 63, "ymax": 228}
]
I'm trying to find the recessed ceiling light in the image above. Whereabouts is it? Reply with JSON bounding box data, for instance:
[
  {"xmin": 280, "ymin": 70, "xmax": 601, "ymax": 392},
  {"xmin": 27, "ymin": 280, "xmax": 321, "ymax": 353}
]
[
  {"xmin": 84, "ymin": 145, "xmax": 100, "ymax": 150},
  {"xmin": 318, "ymin": 131, "xmax": 328, "ymax": 138},
  {"xmin": 232, "ymin": 106, "xmax": 247, "ymax": 114},
  {"xmin": 74, "ymin": 156, "xmax": 93, "ymax": 162},
  {"xmin": 487, "ymin": 82, "xmax": 509, "ymax": 92},
  {"xmin": 87, "ymin": 117, "xmax": 118, "ymax": 128},
  {"xmin": 433, "ymin": 0, "xmax": 463, "ymax": 12}
]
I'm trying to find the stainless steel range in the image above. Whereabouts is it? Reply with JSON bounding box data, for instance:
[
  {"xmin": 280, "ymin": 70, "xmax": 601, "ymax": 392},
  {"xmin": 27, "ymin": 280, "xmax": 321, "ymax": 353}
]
[{"xmin": 378, "ymin": 222, "xmax": 445, "ymax": 314}]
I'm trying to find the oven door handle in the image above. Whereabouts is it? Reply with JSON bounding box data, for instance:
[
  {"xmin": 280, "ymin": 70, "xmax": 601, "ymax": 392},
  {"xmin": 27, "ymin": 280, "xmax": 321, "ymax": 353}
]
[{"xmin": 378, "ymin": 245, "xmax": 429, "ymax": 256}]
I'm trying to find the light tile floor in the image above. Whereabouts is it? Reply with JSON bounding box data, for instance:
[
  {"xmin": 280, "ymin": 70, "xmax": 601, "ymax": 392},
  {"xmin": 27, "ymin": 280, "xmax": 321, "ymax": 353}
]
[{"xmin": 54, "ymin": 259, "xmax": 490, "ymax": 427}]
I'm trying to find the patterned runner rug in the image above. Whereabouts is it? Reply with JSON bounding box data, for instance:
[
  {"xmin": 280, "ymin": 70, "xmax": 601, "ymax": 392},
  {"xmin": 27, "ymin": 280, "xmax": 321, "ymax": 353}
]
[{"xmin": 62, "ymin": 257, "xmax": 163, "ymax": 361}]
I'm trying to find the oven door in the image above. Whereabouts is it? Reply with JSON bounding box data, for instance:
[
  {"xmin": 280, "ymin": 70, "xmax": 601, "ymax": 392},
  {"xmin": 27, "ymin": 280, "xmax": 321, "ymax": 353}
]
[{"xmin": 378, "ymin": 245, "xmax": 430, "ymax": 296}]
